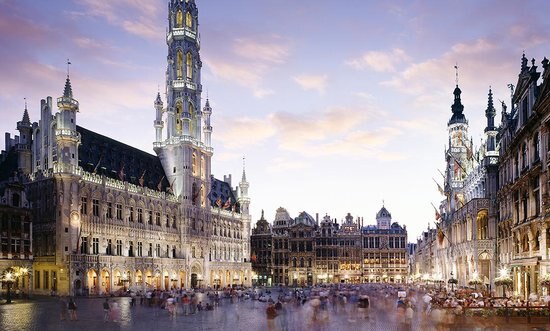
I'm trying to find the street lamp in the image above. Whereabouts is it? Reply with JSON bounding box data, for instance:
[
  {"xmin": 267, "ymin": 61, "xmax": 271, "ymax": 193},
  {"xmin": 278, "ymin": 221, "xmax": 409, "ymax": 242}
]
[{"xmin": 3, "ymin": 271, "xmax": 14, "ymax": 304}]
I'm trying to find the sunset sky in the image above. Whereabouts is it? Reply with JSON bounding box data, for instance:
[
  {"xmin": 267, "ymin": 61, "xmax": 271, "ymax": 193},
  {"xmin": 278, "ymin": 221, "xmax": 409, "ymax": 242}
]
[{"xmin": 1, "ymin": 0, "xmax": 548, "ymax": 240}]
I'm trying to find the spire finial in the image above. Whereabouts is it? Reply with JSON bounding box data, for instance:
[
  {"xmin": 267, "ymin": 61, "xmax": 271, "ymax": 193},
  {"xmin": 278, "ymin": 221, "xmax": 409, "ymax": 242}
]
[
  {"xmin": 382, "ymin": 199, "xmax": 385, "ymax": 207},
  {"xmin": 454, "ymin": 63, "xmax": 459, "ymax": 86},
  {"xmin": 241, "ymin": 155, "xmax": 247, "ymax": 181},
  {"xmin": 67, "ymin": 58, "xmax": 71, "ymax": 78},
  {"xmin": 24, "ymin": 97, "xmax": 27, "ymax": 110}
]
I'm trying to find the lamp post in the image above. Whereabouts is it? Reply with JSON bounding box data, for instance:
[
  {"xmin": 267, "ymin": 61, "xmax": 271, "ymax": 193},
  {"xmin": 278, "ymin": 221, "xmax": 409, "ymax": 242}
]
[{"xmin": 3, "ymin": 271, "xmax": 14, "ymax": 304}]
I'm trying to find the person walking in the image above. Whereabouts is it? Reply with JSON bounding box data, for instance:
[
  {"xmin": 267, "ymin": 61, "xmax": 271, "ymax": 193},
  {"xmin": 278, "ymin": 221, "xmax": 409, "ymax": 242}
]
[
  {"xmin": 103, "ymin": 298, "xmax": 111, "ymax": 322},
  {"xmin": 59, "ymin": 296, "xmax": 68, "ymax": 321},
  {"xmin": 266, "ymin": 302, "xmax": 278, "ymax": 331},
  {"xmin": 68, "ymin": 298, "xmax": 78, "ymax": 321}
]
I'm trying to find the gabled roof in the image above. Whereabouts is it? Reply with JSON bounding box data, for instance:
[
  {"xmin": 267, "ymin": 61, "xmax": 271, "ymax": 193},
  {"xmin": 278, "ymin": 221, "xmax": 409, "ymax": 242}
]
[{"xmin": 209, "ymin": 177, "xmax": 239, "ymax": 211}]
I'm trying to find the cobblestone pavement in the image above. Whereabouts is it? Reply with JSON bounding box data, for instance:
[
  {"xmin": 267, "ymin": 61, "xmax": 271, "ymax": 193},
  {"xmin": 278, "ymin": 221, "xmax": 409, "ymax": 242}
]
[{"xmin": 0, "ymin": 294, "xmax": 548, "ymax": 331}]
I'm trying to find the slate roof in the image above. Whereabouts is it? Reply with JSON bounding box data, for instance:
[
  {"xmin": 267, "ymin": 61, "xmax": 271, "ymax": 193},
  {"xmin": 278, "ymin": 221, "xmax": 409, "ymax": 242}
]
[{"xmin": 77, "ymin": 126, "xmax": 168, "ymax": 191}]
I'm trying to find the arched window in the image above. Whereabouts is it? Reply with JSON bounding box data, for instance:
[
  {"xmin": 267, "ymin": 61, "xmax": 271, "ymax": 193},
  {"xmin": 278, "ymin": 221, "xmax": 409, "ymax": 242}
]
[
  {"xmin": 200, "ymin": 184, "xmax": 205, "ymax": 207},
  {"xmin": 522, "ymin": 234, "xmax": 529, "ymax": 252},
  {"xmin": 176, "ymin": 9, "xmax": 183, "ymax": 28},
  {"xmin": 192, "ymin": 153, "xmax": 197, "ymax": 176},
  {"xmin": 185, "ymin": 11, "xmax": 192, "ymax": 28},
  {"xmin": 534, "ymin": 231, "xmax": 540, "ymax": 251},
  {"xmin": 186, "ymin": 52, "xmax": 193, "ymax": 79},
  {"xmin": 200, "ymin": 156, "xmax": 205, "ymax": 179},
  {"xmin": 189, "ymin": 102, "xmax": 195, "ymax": 135},
  {"xmin": 191, "ymin": 183, "xmax": 197, "ymax": 205},
  {"xmin": 176, "ymin": 50, "xmax": 183, "ymax": 79},
  {"xmin": 476, "ymin": 211, "xmax": 488, "ymax": 240},
  {"xmin": 175, "ymin": 101, "xmax": 183, "ymax": 134}
]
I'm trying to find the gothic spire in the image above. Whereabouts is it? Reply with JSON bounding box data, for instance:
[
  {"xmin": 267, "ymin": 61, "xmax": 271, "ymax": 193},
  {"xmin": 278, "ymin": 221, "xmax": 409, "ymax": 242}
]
[
  {"xmin": 485, "ymin": 87, "xmax": 496, "ymax": 130},
  {"xmin": 21, "ymin": 98, "xmax": 31, "ymax": 125},
  {"xmin": 63, "ymin": 59, "xmax": 73, "ymax": 98}
]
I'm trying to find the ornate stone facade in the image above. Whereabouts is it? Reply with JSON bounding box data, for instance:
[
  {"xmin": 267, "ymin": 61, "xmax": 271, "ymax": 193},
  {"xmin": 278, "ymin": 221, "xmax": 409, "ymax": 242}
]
[{"xmin": 0, "ymin": 0, "xmax": 251, "ymax": 296}]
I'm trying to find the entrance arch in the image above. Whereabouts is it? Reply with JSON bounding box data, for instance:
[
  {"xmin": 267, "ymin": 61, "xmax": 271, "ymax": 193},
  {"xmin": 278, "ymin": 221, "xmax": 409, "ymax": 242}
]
[
  {"xmin": 101, "ymin": 270, "xmax": 111, "ymax": 294},
  {"xmin": 87, "ymin": 269, "xmax": 98, "ymax": 295},
  {"xmin": 190, "ymin": 264, "xmax": 202, "ymax": 288}
]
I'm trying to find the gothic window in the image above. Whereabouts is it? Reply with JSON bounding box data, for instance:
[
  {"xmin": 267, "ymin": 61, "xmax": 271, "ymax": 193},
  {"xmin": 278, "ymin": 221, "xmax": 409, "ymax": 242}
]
[
  {"xmin": 521, "ymin": 143, "xmax": 527, "ymax": 169},
  {"xmin": 522, "ymin": 234, "xmax": 529, "ymax": 252},
  {"xmin": 533, "ymin": 132, "xmax": 540, "ymax": 161},
  {"xmin": 172, "ymin": 215, "xmax": 177, "ymax": 229},
  {"xmin": 155, "ymin": 212, "xmax": 161, "ymax": 226},
  {"xmin": 137, "ymin": 242, "xmax": 143, "ymax": 257},
  {"xmin": 81, "ymin": 237, "xmax": 88, "ymax": 254},
  {"xmin": 106, "ymin": 239, "xmax": 112, "ymax": 255},
  {"xmin": 148, "ymin": 243, "xmax": 152, "ymax": 257},
  {"xmin": 80, "ymin": 197, "xmax": 88, "ymax": 215},
  {"xmin": 92, "ymin": 199, "xmax": 100, "ymax": 217},
  {"xmin": 155, "ymin": 244, "xmax": 161, "ymax": 257},
  {"xmin": 176, "ymin": 50, "xmax": 183, "ymax": 79},
  {"xmin": 186, "ymin": 52, "xmax": 193, "ymax": 79},
  {"xmin": 138, "ymin": 208, "xmax": 143, "ymax": 223},
  {"xmin": 129, "ymin": 206, "xmax": 134, "ymax": 222},
  {"xmin": 200, "ymin": 184, "xmax": 205, "ymax": 207},
  {"xmin": 192, "ymin": 153, "xmax": 197, "ymax": 176},
  {"xmin": 116, "ymin": 240, "xmax": 122, "ymax": 256},
  {"xmin": 476, "ymin": 211, "xmax": 488, "ymax": 240},
  {"xmin": 189, "ymin": 102, "xmax": 195, "ymax": 135},
  {"xmin": 175, "ymin": 101, "xmax": 183, "ymax": 134},
  {"xmin": 107, "ymin": 202, "xmax": 113, "ymax": 219},
  {"xmin": 129, "ymin": 241, "xmax": 134, "ymax": 257},
  {"xmin": 185, "ymin": 11, "xmax": 192, "ymax": 28},
  {"xmin": 92, "ymin": 238, "xmax": 99, "ymax": 255},
  {"xmin": 201, "ymin": 156, "xmax": 205, "ymax": 179},
  {"xmin": 176, "ymin": 9, "xmax": 183, "ymax": 28},
  {"xmin": 116, "ymin": 204, "xmax": 123, "ymax": 220}
]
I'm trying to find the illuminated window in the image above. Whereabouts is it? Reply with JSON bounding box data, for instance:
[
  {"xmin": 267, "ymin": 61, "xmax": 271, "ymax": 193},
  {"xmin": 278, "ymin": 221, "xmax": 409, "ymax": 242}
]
[
  {"xmin": 186, "ymin": 52, "xmax": 192, "ymax": 79},
  {"xmin": 200, "ymin": 184, "xmax": 205, "ymax": 207},
  {"xmin": 176, "ymin": 9, "xmax": 183, "ymax": 28},
  {"xmin": 185, "ymin": 11, "xmax": 192, "ymax": 28},
  {"xmin": 176, "ymin": 101, "xmax": 183, "ymax": 134},
  {"xmin": 192, "ymin": 153, "xmax": 197, "ymax": 176},
  {"xmin": 176, "ymin": 50, "xmax": 183, "ymax": 79},
  {"xmin": 201, "ymin": 156, "xmax": 205, "ymax": 179}
]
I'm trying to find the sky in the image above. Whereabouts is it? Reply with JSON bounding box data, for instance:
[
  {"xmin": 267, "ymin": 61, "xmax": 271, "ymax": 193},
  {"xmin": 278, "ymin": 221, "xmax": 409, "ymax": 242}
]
[{"xmin": 0, "ymin": 0, "xmax": 549, "ymax": 241}]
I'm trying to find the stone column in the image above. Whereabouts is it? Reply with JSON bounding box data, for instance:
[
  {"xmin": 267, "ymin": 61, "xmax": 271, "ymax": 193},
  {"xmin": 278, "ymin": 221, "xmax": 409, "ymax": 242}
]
[{"xmin": 540, "ymin": 223, "xmax": 548, "ymax": 260}]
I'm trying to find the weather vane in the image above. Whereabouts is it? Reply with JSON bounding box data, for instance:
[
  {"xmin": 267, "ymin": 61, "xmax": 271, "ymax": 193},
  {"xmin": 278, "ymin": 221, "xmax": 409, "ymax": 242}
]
[
  {"xmin": 454, "ymin": 63, "xmax": 459, "ymax": 85},
  {"xmin": 67, "ymin": 58, "xmax": 71, "ymax": 77}
]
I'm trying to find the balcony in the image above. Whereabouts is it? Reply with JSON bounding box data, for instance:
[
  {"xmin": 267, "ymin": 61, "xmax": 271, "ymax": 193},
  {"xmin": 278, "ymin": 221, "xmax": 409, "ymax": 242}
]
[
  {"xmin": 166, "ymin": 26, "xmax": 200, "ymax": 45},
  {"xmin": 172, "ymin": 79, "xmax": 196, "ymax": 90},
  {"xmin": 55, "ymin": 129, "xmax": 81, "ymax": 142}
]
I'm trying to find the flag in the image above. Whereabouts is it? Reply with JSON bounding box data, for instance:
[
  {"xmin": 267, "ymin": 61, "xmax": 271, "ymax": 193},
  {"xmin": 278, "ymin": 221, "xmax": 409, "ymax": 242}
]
[
  {"xmin": 118, "ymin": 164, "xmax": 125, "ymax": 181},
  {"xmin": 157, "ymin": 176, "xmax": 165, "ymax": 191},
  {"xmin": 138, "ymin": 170, "xmax": 146, "ymax": 187},
  {"xmin": 431, "ymin": 202, "xmax": 441, "ymax": 221},
  {"xmin": 215, "ymin": 198, "xmax": 222, "ymax": 208},
  {"xmin": 93, "ymin": 155, "xmax": 103, "ymax": 174},
  {"xmin": 437, "ymin": 168, "xmax": 445, "ymax": 180},
  {"xmin": 167, "ymin": 178, "xmax": 176, "ymax": 193},
  {"xmin": 223, "ymin": 197, "xmax": 231, "ymax": 209},
  {"xmin": 432, "ymin": 178, "xmax": 444, "ymax": 196}
]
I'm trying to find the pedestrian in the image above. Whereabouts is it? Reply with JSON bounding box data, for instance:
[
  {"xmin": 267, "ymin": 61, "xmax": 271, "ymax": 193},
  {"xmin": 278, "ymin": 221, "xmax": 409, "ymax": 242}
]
[
  {"xmin": 68, "ymin": 298, "xmax": 78, "ymax": 321},
  {"xmin": 59, "ymin": 296, "xmax": 68, "ymax": 321},
  {"xmin": 103, "ymin": 298, "xmax": 111, "ymax": 322},
  {"xmin": 266, "ymin": 302, "xmax": 278, "ymax": 331},
  {"xmin": 111, "ymin": 301, "xmax": 120, "ymax": 322}
]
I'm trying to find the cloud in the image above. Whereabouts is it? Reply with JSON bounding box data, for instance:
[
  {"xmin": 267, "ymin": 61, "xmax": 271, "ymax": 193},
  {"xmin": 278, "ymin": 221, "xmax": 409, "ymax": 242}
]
[
  {"xmin": 74, "ymin": 0, "xmax": 163, "ymax": 41},
  {"xmin": 214, "ymin": 116, "xmax": 276, "ymax": 150},
  {"xmin": 233, "ymin": 36, "xmax": 289, "ymax": 64},
  {"xmin": 266, "ymin": 157, "xmax": 310, "ymax": 173},
  {"xmin": 293, "ymin": 74, "xmax": 328, "ymax": 93},
  {"xmin": 347, "ymin": 48, "xmax": 411, "ymax": 72},
  {"xmin": 204, "ymin": 34, "xmax": 291, "ymax": 98},
  {"xmin": 213, "ymin": 104, "xmax": 401, "ymax": 160}
]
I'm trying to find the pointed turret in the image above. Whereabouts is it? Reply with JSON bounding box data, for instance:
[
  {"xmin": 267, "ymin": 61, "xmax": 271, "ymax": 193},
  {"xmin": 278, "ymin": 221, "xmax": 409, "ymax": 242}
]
[
  {"xmin": 55, "ymin": 61, "xmax": 81, "ymax": 173},
  {"xmin": 63, "ymin": 76, "xmax": 73, "ymax": 98},
  {"xmin": 16, "ymin": 101, "xmax": 33, "ymax": 175},
  {"xmin": 202, "ymin": 98, "xmax": 212, "ymax": 148},
  {"xmin": 448, "ymin": 84, "xmax": 468, "ymax": 125},
  {"xmin": 484, "ymin": 88, "xmax": 498, "ymax": 155},
  {"xmin": 154, "ymin": 92, "xmax": 164, "ymax": 143}
]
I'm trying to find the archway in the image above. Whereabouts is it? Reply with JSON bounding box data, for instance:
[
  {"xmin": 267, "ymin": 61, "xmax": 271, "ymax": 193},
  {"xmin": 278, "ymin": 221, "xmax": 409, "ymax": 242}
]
[
  {"xmin": 179, "ymin": 271, "xmax": 186, "ymax": 289},
  {"xmin": 101, "ymin": 270, "xmax": 111, "ymax": 294},
  {"xmin": 135, "ymin": 270, "xmax": 143, "ymax": 287},
  {"xmin": 191, "ymin": 264, "xmax": 202, "ymax": 289},
  {"xmin": 87, "ymin": 269, "xmax": 98, "ymax": 295},
  {"xmin": 74, "ymin": 279, "xmax": 82, "ymax": 296}
]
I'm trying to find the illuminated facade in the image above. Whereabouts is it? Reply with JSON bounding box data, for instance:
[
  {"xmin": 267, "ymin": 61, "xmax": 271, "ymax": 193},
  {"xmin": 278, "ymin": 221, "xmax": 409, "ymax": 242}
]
[
  {"xmin": 251, "ymin": 206, "xmax": 408, "ymax": 285},
  {"xmin": 497, "ymin": 55, "xmax": 550, "ymax": 298},
  {"xmin": 0, "ymin": 0, "xmax": 251, "ymax": 296}
]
